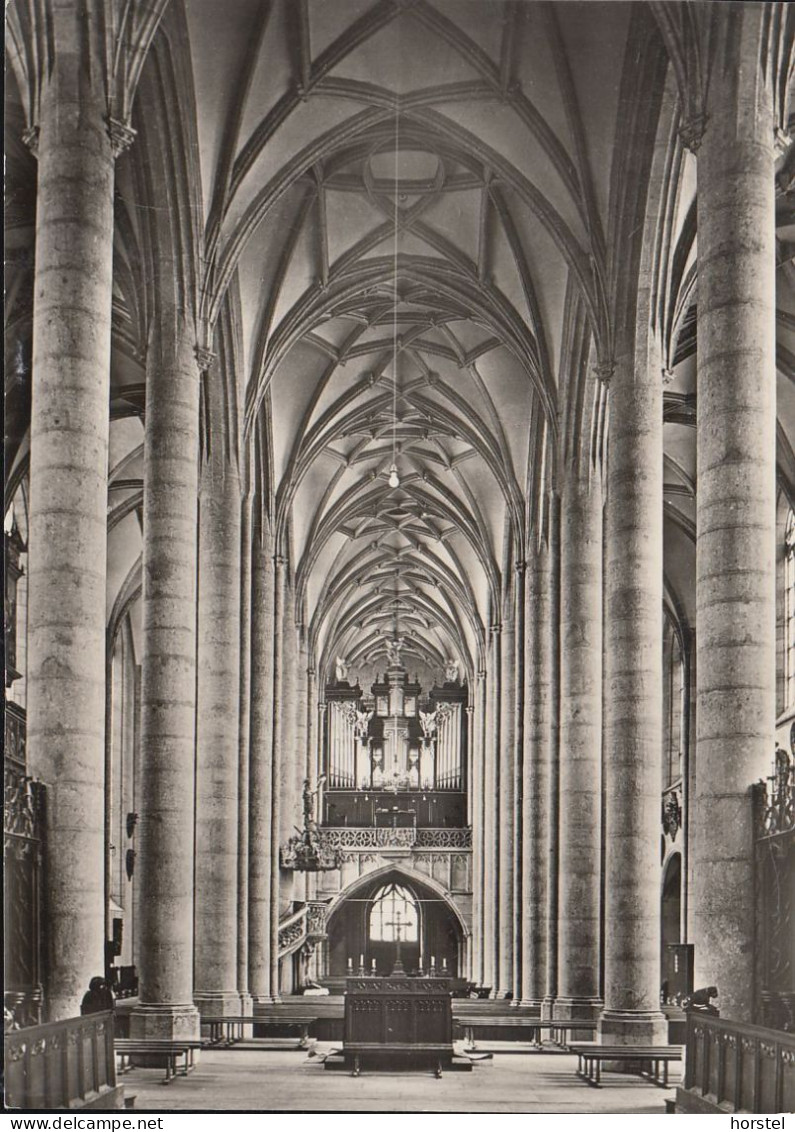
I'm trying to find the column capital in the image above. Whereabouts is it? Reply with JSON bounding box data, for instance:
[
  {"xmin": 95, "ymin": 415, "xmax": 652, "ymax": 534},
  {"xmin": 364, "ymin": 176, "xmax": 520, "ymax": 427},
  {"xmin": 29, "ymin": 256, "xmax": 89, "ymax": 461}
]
[
  {"xmin": 490, "ymin": 622, "xmax": 502, "ymax": 636},
  {"xmin": 195, "ymin": 345, "xmax": 217, "ymax": 373},
  {"xmin": 318, "ymin": 701, "xmax": 327, "ymax": 714},
  {"xmin": 678, "ymin": 112, "xmax": 707, "ymax": 155},
  {"xmin": 465, "ymin": 705, "xmax": 475, "ymax": 716},
  {"xmin": 593, "ymin": 360, "xmax": 615, "ymax": 388},
  {"xmin": 273, "ymin": 554, "xmax": 287, "ymax": 567},
  {"xmin": 774, "ymin": 126, "xmax": 792, "ymax": 157},
  {"xmin": 662, "ymin": 367, "xmax": 675, "ymax": 387},
  {"xmin": 477, "ymin": 670, "xmax": 487, "ymax": 682},
  {"xmin": 107, "ymin": 116, "xmax": 136, "ymax": 157},
  {"xmin": 514, "ymin": 560, "xmax": 526, "ymax": 576},
  {"xmin": 22, "ymin": 125, "xmax": 39, "ymax": 157}
]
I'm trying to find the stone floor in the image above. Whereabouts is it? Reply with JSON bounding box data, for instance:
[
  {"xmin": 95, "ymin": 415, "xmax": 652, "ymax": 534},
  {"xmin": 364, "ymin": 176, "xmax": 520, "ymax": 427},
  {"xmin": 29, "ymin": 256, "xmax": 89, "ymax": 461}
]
[{"xmin": 120, "ymin": 1043, "xmax": 679, "ymax": 1114}]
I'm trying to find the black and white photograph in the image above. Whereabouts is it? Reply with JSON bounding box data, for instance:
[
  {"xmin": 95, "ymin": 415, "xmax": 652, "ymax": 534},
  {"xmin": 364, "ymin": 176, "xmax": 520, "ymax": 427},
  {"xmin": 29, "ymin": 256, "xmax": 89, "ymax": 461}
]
[{"xmin": 4, "ymin": 0, "xmax": 795, "ymax": 1119}]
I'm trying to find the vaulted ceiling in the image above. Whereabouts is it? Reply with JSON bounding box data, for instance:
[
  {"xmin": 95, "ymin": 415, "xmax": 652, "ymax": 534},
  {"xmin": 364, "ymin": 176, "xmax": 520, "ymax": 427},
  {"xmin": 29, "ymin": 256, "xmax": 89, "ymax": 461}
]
[{"xmin": 5, "ymin": 0, "xmax": 795, "ymax": 689}]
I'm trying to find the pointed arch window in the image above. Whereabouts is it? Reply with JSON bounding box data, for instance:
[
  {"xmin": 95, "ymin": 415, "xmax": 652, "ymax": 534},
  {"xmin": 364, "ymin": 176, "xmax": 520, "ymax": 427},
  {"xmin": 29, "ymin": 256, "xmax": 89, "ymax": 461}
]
[
  {"xmin": 786, "ymin": 510, "xmax": 795, "ymax": 708},
  {"xmin": 368, "ymin": 882, "xmax": 419, "ymax": 942}
]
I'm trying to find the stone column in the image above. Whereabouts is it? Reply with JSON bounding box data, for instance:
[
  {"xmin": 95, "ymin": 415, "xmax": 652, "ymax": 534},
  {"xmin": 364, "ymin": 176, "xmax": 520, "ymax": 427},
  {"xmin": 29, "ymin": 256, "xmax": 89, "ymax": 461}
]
[
  {"xmin": 497, "ymin": 616, "xmax": 515, "ymax": 997},
  {"xmin": 270, "ymin": 556, "xmax": 288, "ymax": 999},
  {"xmin": 556, "ymin": 471, "xmax": 603, "ymax": 1026},
  {"xmin": 131, "ymin": 331, "xmax": 202, "ymax": 1041},
  {"xmin": 470, "ymin": 671, "xmax": 487, "ymax": 986},
  {"xmin": 248, "ymin": 514, "xmax": 275, "ymax": 1002},
  {"xmin": 482, "ymin": 626, "xmax": 501, "ymax": 991},
  {"xmin": 520, "ymin": 539, "xmax": 552, "ymax": 1006},
  {"xmin": 305, "ymin": 666, "xmax": 318, "ymax": 903},
  {"xmin": 512, "ymin": 565, "xmax": 526, "ymax": 1002},
  {"xmin": 194, "ymin": 362, "xmax": 242, "ymax": 1018},
  {"xmin": 237, "ymin": 487, "xmax": 253, "ymax": 1014},
  {"xmin": 24, "ymin": 42, "xmax": 132, "ymax": 1020},
  {"xmin": 600, "ymin": 341, "xmax": 666, "ymax": 1044},
  {"xmin": 292, "ymin": 632, "xmax": 308, "ymax": 906},
  {"xmin": 544, "ymin": 495, "xmax": 561, "ymax": 1019},
  {"xmin": 692, "ymin": 18, "xmax": 777, "ymax": 1021}
]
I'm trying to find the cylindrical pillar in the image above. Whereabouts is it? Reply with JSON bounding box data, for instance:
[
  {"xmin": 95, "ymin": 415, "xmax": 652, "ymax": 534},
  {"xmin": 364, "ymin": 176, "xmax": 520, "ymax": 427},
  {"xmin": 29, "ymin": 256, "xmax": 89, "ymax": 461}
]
[
  {"xmin": 601, "ymin": 339, "xmax": 666, "ymax": 1044},
  {"xmin": 305, "ymin": 666, "xmax": 318, "ymax": 902},
  {"xmin": 482, "ymin": 626, "xmax": 501, "ymax": 991},
  {"xmin": 512, "ymin": 565, "xmax": 526, "ymax": 1001},
  {"xmin": 471, "ymin": 672, "xmax": 486, "ymax": 986},
  {"xmin": 693, "ymin": 20, "xmax": 777, "ymax": 1021},
  {"xmin": 270, "ymin": 557, "xmax": 288, "ymax": 998},
  {"xmin": 237, "ymin": 486, "xmax": 253, "ymax": 1011},
  {"xmin": 520, "ymin": 540, "xmax": 552, "ymax": 1006},
  {"xmin": 194, "ymin": 379, "xmax": 242, "ymax": 1017},
  {"xmin": 25, "ymin": 50, "xmax": 127, "ymax": 1021},
  {"xmin": 556, "ymin": 471, "xmax": 603, "ymax": 1025},
  {"xmin": 248, "ymin": 519, "xmax": 275, "ymax": 1001},
  {"xmin": 544, "ymin": 495, "xmax": 561, "ymax": 1018},
  {"xmin": 497, "ymin": 617, "xmax": 515, "ymax": 997},
  {"xmin": 131, "ymin": 329, "xmax": 201, "ymax": 1041}
]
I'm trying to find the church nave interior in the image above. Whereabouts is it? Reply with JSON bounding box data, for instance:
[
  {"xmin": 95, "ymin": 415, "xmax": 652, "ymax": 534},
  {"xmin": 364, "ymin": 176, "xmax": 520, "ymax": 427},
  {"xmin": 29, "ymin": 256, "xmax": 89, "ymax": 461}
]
[{"xmin": 4, "ymin": 0, "xmax": 795, "ymax": 1115}]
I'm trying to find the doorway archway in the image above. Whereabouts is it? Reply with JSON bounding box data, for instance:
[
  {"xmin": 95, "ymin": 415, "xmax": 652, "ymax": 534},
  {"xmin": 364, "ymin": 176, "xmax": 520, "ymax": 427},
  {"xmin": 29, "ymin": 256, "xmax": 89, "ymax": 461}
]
[{"xmin": 326, "ymin": 867, "xmax": 465, "ymax": 979}]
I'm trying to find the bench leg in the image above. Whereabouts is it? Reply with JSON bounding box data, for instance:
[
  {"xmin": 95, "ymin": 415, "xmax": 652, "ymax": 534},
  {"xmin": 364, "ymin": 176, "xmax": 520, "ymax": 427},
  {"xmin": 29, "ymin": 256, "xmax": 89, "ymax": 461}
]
[
  {"xmin": 298, "ymin": 1025, "xmax": 310, "ymax": 1050},
  {"xmin": 435, "ymin": 1059, "xmax": 443, "ymax": 1079}
]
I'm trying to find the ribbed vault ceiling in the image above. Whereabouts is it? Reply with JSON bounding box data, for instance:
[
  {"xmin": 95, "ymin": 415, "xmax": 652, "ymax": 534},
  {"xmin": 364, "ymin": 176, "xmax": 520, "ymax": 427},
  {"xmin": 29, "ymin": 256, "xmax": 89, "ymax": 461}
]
[
  {"xmin": 5, "ymin": 0, "xmax": 795, "ymax": 687},
  {"xmin": 186, "ymin": 0, "xmax": 636, "ymax": 682}
]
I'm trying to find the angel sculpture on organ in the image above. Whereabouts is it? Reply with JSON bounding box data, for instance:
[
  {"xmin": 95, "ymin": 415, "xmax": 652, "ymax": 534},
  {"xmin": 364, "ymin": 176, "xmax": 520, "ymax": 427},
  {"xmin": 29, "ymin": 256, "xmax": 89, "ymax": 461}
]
[
  {"xmin": 385, "ymin": 637, "xmax": 405, "ymax": 666},
  {"xmin": 354, "ymin": 708, "xmax": 373, "ymax": 739},
  {"xmin": 419, "ymin": 710, "xmax": 438, "ymax": 737},
  {"xmin": 335, "ymin": 656, "xmax": 348, "ymax": 682}
]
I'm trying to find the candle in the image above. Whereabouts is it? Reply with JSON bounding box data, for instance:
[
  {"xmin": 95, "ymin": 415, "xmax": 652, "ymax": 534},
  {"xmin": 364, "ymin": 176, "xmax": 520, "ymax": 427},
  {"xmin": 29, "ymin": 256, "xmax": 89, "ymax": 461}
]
[
  {"xmin": 431, "ymin": 955, "xmax": 435, "ymax": 967},
  {"xmin": 347, "ymin": 957, "xmax": 353, "ymax": 970},
  {"xmin": 442, "ymin": 958, "xmax": 447, "ymax": 969},
  {"xmin": 371, "ymin": 958, "xmax": 376, "ymax": 970},
  {"xmin": 359, "ymin": 954, "xmax": 364, "ymax": 966},
  {"xmin": 419, "ymin": 954, "xmax": 423, "ymax": 969}
]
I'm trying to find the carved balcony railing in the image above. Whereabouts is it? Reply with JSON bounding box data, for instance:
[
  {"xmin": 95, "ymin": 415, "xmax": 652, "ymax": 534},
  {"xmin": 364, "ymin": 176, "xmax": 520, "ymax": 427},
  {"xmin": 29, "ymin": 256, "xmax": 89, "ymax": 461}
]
[
  {"xmin": 317, "ymin": 826, "xmax": 472, "ymax": 851},
  {"xmin": 677, "ymin": 1011, "xmax": 795, "ymax": 1114},
  {"xmin": 753, "ymin": 737, "xmax": 795, "ymax": 1031},
  {"xmin": 4, "ymin": 1011, "xmax": 120, "ymax": 1110},
  {"xmin": 278, "ymin": 905, "xmax": 307, "ymax": 957},
  {"xmin": 4, "ymin": 762, "xmax": 45, "ymax": 1027},
  {"xmin": 278, "ymin": 901, "xmax": 329, "ymax": 959}
]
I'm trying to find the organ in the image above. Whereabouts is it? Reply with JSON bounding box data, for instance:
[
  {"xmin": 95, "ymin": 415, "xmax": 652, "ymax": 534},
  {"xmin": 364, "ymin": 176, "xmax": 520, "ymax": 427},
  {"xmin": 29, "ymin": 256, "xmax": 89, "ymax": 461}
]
[{"xmin": 322, "ymin": 659, "xmax": 468, "ymax": 829}]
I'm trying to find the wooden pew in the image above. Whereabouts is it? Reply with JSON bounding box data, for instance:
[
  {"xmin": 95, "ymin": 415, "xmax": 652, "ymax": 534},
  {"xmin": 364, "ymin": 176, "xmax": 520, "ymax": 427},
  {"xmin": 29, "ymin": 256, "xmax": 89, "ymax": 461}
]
[
  {"xmin": 455, "ymin": 1017, "xmax": 596, "ymax": 1051},
  {"xmin": 569, "ymin": 1042, "xmax": 682, "ymax": 1088},
  {"xmin": 202, "ymin": 1014, "xmax": 318, "ymax": 1048},
  {"xmin": 114, "ymin": 1038, "xmax": 205, "ymax": 1085}
]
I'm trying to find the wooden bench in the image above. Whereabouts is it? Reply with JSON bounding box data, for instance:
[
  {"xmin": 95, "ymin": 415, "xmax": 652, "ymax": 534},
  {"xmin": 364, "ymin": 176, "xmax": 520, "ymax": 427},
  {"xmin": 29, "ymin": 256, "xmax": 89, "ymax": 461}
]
[
  {"xmin": 455, "ymin": 1017, "xmax": 596, "ymax": 1051},
  {"xmin": 569, "ymin": 1042, "xmax": 682, "ymax": 1088},
  {"xmin": 114, "ymin": 1038, "xmax": 205, "ymax": 1084},
  {"xmin": 202, "ymin": 1014, "xmax": 318, "ymax": 1048}
]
